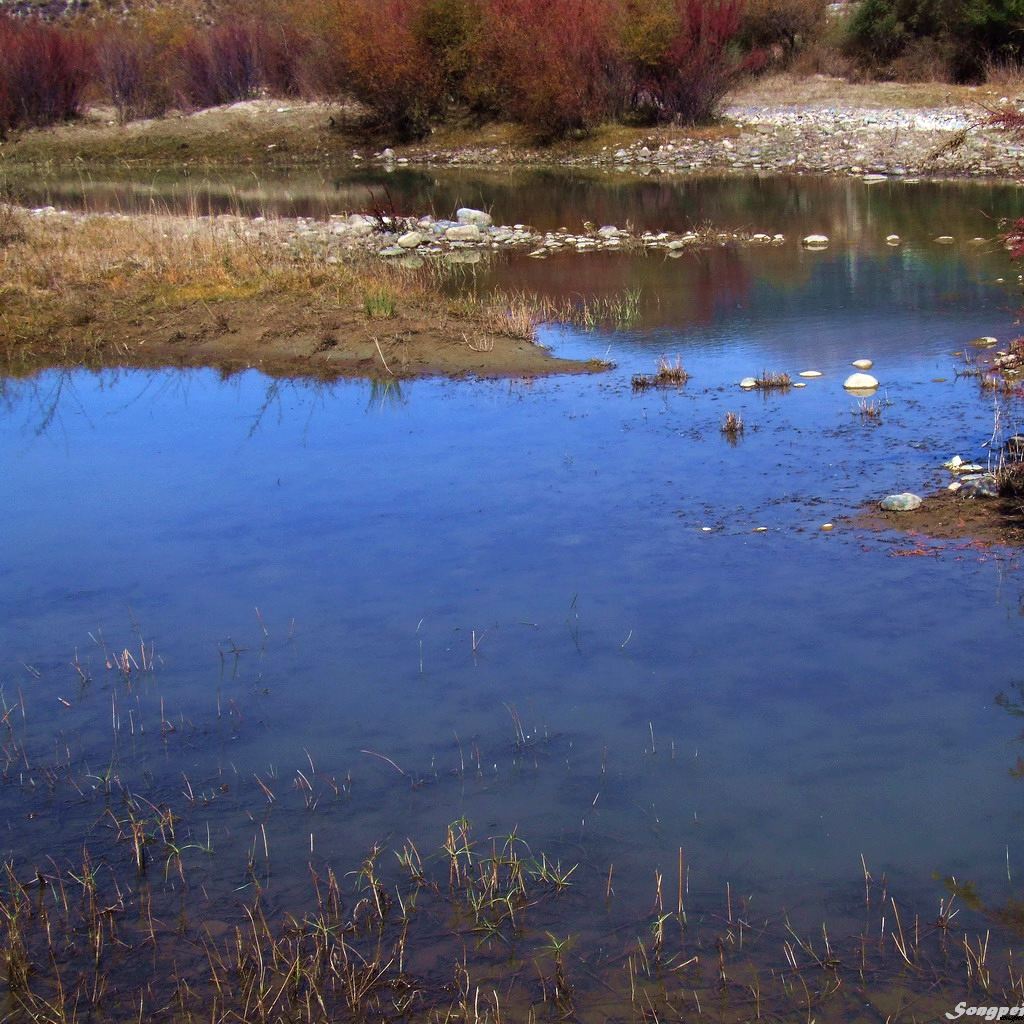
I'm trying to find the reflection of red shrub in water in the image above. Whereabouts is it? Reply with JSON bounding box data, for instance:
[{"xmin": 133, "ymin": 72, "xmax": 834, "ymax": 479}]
[{"xmin": 0, "ymin": 16, "xmax": 92, "ymax": 136}]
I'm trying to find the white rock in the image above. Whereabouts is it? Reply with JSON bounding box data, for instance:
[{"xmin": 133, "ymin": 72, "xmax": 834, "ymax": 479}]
[
  {"xmin": 793, "ymin": 382, "xmax": 807, "ymax": 388},
  {"xmin": 347, "ymin": 214, "xmax": 375, "ymax": 237},
  {"xmin": 852, "ymin": 358, "xmax": 873, "ymax": 370},
  {"xmin": 844, "ymin": 372, "xmax": 879, "ymax": 390},
  {"xmin": 886, "ymin": 234, "xmax": 901, "ymax": 245},
  {"xmin": 934, "ymin": 235, "xmax": 955, "ymax": 244},
  {"xmin": 456, "ymin": 208, "xmax": 493, "ymax": 228},
  {"xmin": 445, "ymin": 224, "xmax": 483, "ymax": 242},
  {"xmin": 740, "ymin": 377, "xmax": 758, "ymax": 389},
  {"xmin": 397, "ymin": 231, "xmax": 423, "ymax": 249},
  {"xmin": 802, "ymin": 234, "xmax": 829, "ymax": 248},
  {"xmin": 971, "ymin": 336, "xmax": 998, "ymax": 347},
  {"xmin": 798, "ymin": 370, "xmax": 823, "ymax": 378}
]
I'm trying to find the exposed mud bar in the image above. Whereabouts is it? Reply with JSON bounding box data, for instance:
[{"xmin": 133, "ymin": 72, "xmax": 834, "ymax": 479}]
[
  {"xmin": 856, "ymin": 487, "xmax": 1024, "ymax": 548},
  {"xmin": 0, "ymin": 207, "xmax": 615, "ymax": 381}
]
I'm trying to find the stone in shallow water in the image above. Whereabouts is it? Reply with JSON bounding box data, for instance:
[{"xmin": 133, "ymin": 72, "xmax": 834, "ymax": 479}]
[
  {"xmin": 971, "ymin": 336, "xmax": 998, "ymax": 347},
  {"xmin": 799, "ymin": 370, "xmax": 823, "ymax": 378},
  {"xmin": 934, "ymin": 235, "xmax": 955, "ymax": 244},
  {"xmin": 959, "ymin": 474, "xmax": 999, "ymax": 499},
  {"xmin": 844, "ymin": 372, "xmax": 879, "ymax": 390},
  {"xmin": 739, "ymin": 377, "xmax": 758, "ymax": 389},
  {"xmin": 852, "ymin": 358, "xmax": 873, "ymax": 370},
  {"xmin": 802, "ymin": 234, "xmax": 829, "ymax": 248},
  {"xmin": 880, "ymin": 493, "xmax": 923, "ymax": 512},
  {"xmin": 886, "ymin": 234, "xmax": 901, "ymax": 245}
]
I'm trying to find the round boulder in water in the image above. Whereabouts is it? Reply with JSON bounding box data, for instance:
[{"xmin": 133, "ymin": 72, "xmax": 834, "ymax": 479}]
[
  {"xmin": 802, "ymin": 234, "xmax": 829, "ymax": 249},
  {"xmin": 844, "ymin": 372, "xmax": 879, "ymax": 390},
  {"xmin": 799, "ymin": 370, "xmax": 823, "ymax": 378},
  {"xmin": 852, "ymin": 359, "xmax": 873, "ymax": 370},
  {"xmin": 880, "ymin": 493, "xmax": 922, "ymax": 512},
  {"xmin": 740, "ymin": 377, "xmax": 758, "ymax": 389}
]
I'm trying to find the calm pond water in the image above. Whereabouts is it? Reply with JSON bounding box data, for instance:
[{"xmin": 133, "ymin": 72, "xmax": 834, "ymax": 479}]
[{"xmin": 3, "ymin": 171, "xmax": 1024, "ymax": 949}]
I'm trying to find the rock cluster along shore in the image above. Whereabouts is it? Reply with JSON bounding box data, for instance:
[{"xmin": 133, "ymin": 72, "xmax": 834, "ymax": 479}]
[
  {"xmin": 19, "ymin": 205, "xmax": 784, "ymax": 263},
  {"xmin": 383, "ymin": 102, "xmax": 1024, "ymax": 180},
  {"xmin": 318, "ymin": 208, "xmax": 786, "ymax": 263}
]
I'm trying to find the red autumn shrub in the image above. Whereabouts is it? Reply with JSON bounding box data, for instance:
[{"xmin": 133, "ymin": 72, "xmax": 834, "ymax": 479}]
[
  {"xmin": 621, "ymin": 0, "xmax": 760, "ymax": 124},
  {"xmin": 484, "ymin": 0, "xmax": 622, "ymax": 139},
  {"xmin": 327, "ymin": 0, "xmax": 444, "ymax": 140},
  {"xmin": 411, "ymin": 0, "xmax": 495, "ymax": 113},
  {"xmin": 94, "ymin": 27, "xmax": 172, "ymax": 122},
  {"xmin": 179, "ymin": 22, "xmax": 266, "ymax": 108},
  {"xmin": 0, "ymin": 15, "xmax": 92, "ymax": 136}
]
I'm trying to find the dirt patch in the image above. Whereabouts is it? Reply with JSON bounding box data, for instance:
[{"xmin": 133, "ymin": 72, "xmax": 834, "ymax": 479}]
[
  {"xmin": 855, "ymin": 487, "xmax": 1024, "ymax": 546},
  {"xmin": 0, "ymin": 210, "xmax": 610, "ymax": 381},
  {"xmin": 2, "ymin": 292, "xmax": 607, "ymax": 381}
]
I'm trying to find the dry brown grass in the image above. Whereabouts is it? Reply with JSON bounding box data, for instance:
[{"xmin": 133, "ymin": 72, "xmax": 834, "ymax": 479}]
[
  {"xmin": 0, "ymin": 207, "xmax": 616, "ymax": 379},
  {"xmin": 721, "ymin": 410, "xmax": 744, "ymax": 436},
  {"xmin": 754, "ymin": 369, "xmax": 792, "ymax": 390},
  {"xmin": 632, "ymin": 355, "xmax": 690, "ymax": 390}
]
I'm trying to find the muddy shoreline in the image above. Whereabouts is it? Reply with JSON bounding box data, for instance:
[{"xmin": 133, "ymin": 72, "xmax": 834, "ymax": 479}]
[{"xmin": 0, "ymin": 209, "xmax": 619, "ymax": 382}]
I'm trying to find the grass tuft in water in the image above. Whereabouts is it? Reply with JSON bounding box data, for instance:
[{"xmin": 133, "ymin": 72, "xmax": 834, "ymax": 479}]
[
  {"xmin": 753, "ymin": 370, "xmax": 792, "ymax": 390},
  {"xmin": 632, "ymin": 356, "xmax": 689, "ymax": 390},
  {"xmin": 721, "ymin": 410, "xmax": 744, "ymax": 438}
]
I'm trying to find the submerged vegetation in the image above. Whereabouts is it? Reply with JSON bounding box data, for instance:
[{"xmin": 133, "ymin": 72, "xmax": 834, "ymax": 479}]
[{"xmin": 0, "ymin": 620, "xmax": 1022, "ymax": 1023}]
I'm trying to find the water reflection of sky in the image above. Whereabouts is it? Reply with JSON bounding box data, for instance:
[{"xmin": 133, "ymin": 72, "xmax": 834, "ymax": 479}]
[{"xmin": 3, "ymin": 176, "xmax": 1024, "ymax": 931}]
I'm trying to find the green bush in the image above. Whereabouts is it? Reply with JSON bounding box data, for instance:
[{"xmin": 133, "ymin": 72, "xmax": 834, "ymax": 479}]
[{"xmin": 845, "ymin": 0, "xmax": 1024, "ymax": 81}]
